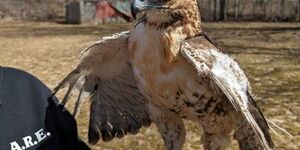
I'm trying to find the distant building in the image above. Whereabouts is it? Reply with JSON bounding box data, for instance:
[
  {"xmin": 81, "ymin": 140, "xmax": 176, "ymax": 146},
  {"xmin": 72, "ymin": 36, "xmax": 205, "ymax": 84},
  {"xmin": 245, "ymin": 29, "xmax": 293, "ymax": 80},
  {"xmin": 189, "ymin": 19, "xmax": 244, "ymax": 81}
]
[
  {"xmin": 0, "ymin": 0, "xmax": 299, "ymax": 22},
  {"xmin": 65, "ymin": 0, "xmax": 133, "ymax": 24}
]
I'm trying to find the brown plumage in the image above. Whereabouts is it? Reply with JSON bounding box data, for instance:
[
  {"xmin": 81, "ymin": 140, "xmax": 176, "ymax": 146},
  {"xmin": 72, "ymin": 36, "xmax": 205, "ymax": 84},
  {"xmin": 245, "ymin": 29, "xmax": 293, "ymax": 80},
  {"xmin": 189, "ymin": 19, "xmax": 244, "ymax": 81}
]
[
  {"xmin": 53, "ymin": 32, "xmax": 151, "ymax": 143},
  {"xmin": 53, "ymin": 0, "xmax": 275, "ymax": 149}
]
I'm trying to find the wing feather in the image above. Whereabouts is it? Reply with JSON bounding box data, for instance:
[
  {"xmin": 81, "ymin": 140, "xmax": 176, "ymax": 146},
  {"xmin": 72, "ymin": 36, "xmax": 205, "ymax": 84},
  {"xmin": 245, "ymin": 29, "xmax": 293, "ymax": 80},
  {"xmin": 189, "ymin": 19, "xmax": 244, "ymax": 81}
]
[
  {"xmin": 181, "ymin": 35, "xmax": 274, "ymax": 150},
  {"xmin": 53, "ymin": 31, "xmax": 151, "ymax": 144}
]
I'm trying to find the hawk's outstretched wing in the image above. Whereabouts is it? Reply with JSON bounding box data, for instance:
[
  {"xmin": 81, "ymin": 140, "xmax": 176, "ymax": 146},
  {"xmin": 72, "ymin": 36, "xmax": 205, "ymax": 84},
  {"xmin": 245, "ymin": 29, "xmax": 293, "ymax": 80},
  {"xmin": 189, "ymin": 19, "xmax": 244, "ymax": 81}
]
[
  {"xmin": 53, "ymin": 31, "xmax": 151, "ymax": 144},
  {"xmin": 180, "ymin": 34, "xmax": 274, "ymax": 150}
]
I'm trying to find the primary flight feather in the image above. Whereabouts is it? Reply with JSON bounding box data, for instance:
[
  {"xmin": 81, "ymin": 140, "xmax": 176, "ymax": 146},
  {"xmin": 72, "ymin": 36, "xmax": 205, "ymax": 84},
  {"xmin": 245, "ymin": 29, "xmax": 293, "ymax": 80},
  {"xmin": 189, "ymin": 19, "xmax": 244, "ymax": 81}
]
[{"xmin": 53, "ymin": 0, "xmax": 275, "ymax": 149}]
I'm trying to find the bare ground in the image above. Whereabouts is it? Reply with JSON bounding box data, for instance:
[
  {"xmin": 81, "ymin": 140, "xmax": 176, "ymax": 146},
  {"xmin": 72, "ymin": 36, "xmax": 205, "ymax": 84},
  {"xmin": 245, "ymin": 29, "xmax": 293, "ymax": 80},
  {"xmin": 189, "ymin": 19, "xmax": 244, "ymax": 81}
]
[{"xmin": 0, "ymin": 21, "xmax": 299, "ymax": 150}]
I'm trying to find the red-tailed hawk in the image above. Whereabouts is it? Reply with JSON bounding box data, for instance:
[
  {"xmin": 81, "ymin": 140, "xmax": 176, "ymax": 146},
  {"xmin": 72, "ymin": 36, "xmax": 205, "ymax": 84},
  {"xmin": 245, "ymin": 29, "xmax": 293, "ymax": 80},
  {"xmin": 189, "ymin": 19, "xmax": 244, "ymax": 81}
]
[{"xmin": 53, "ymin": 0, "xmax": 275, "ymax": 149}]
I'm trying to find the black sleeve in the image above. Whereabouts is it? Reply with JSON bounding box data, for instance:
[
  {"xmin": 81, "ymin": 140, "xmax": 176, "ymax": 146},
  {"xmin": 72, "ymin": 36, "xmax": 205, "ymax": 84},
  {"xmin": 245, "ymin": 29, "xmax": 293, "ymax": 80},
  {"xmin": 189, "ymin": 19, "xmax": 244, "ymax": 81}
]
[
  {"xmin": 38, "ymin": 97, "xmax": 90, "ymax": 150},
  {"xmin": 0, "ymin": 67, "xmax": 90, "ymax": 150}
]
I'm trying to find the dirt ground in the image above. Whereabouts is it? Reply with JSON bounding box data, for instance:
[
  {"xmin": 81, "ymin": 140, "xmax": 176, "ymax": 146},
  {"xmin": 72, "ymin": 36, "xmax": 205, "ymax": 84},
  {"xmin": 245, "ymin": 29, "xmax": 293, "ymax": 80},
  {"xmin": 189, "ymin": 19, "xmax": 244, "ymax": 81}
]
[{"xmin": 0, "ymin": 21, "xmax": 299, "ymax": 150}]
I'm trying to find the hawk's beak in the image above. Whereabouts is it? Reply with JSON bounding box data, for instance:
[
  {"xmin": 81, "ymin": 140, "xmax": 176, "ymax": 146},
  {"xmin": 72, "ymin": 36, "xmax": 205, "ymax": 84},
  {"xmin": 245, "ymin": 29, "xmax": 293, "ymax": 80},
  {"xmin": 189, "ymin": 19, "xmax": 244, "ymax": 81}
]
[{"xmin": 131, "ymin": 0, "xmax": 167, "ymax": 19}]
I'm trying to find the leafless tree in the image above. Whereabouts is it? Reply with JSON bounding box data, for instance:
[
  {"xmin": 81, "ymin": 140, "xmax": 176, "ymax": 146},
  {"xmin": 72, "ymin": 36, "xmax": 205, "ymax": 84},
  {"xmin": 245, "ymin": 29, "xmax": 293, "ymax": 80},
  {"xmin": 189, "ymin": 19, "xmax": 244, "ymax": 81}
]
[
  {"xmin": 235, "ymin": 0, "xmax": 240, "ymax": 19},
  {"xmin": 264, "ymin": 0, "xmax": 268, "ymax": 20},
  {"xmin": 219, "ymin": 0, "xmax": 225, "ymax": 21}
]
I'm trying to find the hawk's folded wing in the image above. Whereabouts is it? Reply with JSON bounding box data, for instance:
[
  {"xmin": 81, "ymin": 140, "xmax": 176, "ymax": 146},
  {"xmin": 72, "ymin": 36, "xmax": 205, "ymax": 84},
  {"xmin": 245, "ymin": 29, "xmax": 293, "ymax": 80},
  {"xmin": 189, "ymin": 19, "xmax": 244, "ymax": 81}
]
[
  {"xmin": 180, "ymin": 35, "xmax": 274, "ymax": 150},
  {"xmin": 53, "ymin": 31, "xmax": 151, "ymax": 144}
]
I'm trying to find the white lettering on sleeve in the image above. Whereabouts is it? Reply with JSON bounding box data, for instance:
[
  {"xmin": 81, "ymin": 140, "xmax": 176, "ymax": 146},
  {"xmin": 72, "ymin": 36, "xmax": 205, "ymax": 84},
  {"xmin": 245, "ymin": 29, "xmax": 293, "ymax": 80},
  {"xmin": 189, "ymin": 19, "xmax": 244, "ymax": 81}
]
[
  {"xmin": 22, "ymin": 136, "xmax": 34, "ymax": 148},
  {"xmin": 9, "ymin": 128, "xmax": 51, "ymax": 150},
  {"xmin": 34, "ymin": 129, "xmax": 47, "ymax": 142},
  {"xmin": 10, "ymin": 141, "xmax": 22, "ymax": 150}
]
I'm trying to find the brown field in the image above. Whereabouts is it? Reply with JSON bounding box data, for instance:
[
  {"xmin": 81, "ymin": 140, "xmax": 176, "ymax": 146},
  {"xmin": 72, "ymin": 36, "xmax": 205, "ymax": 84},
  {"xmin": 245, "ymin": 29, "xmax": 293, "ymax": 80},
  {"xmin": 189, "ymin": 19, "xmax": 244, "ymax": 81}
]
[{"xmin": 0, "ymin": 21, "xmax": 299, "ymax": 150}]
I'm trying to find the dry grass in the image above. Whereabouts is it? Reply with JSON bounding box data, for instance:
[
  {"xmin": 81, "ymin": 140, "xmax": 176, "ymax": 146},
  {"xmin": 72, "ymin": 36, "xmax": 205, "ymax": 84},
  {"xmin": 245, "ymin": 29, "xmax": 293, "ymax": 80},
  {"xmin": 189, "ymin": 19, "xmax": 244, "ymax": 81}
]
[{"xmin": 0, "ymin": 20, "xmax": 299, "ymax": 150}]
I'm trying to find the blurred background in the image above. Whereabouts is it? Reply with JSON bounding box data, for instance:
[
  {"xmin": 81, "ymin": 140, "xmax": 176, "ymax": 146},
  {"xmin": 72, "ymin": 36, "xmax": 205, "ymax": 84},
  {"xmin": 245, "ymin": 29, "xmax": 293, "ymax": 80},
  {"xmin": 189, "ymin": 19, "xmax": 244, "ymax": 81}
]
[
  {"xmin": 0, "ymin": 0, "xmax": 300, "ymax": 22},
  {"xmin": 0, "ymin": 0, "xmax": 299, "ymax": 150}
]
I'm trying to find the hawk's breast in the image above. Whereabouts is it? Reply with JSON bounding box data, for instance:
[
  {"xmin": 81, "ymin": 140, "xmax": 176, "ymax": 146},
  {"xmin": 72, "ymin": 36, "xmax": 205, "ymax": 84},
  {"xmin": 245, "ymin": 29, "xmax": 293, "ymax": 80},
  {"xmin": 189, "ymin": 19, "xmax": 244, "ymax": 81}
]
[{"xmin": 129, "ymin": 23, "xmax": 215, "ymax": 119}]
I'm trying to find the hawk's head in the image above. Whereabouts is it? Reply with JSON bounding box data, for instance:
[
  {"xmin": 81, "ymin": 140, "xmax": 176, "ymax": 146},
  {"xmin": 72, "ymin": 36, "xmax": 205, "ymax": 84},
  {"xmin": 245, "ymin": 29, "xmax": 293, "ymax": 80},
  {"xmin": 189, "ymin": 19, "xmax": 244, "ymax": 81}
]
[{"xmin": 132, "ymin": 0, "xmax": 201, "ymax": 33}]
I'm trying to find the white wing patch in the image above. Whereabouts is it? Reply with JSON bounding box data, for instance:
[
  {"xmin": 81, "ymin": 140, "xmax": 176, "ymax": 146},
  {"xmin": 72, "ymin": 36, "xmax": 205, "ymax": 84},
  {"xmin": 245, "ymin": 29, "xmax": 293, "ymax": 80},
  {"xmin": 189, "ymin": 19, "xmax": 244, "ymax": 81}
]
[{"xmin": 210, "ymin": 50, "xmax": 250, "ymax": 110}]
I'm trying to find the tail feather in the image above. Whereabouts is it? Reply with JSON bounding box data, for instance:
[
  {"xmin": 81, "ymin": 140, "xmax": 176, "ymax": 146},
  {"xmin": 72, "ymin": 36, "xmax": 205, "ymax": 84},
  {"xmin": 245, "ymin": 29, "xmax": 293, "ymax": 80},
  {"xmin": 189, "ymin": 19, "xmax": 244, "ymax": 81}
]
[{"xmin": 267, "ymin": 118, "xmax": 293, "ymax": 137}]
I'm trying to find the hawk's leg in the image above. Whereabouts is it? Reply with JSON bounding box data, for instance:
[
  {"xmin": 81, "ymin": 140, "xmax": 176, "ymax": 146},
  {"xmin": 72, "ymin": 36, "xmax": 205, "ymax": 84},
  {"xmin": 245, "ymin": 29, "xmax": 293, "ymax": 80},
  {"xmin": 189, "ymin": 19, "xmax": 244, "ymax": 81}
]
[
  {"xmin": 148, "ymin": 103, "xmax": 186, "ymax": 150},
  {"xmin": 198, "ymin": 99, "xmax": 235, "ymax": 150},
  {"xmin": 233, "ymin": 114, "xmax": 264, "ymax": 150},
  {"xmin": 200, "ymin": 114, "xmax": 233, "ymax": 150}
]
